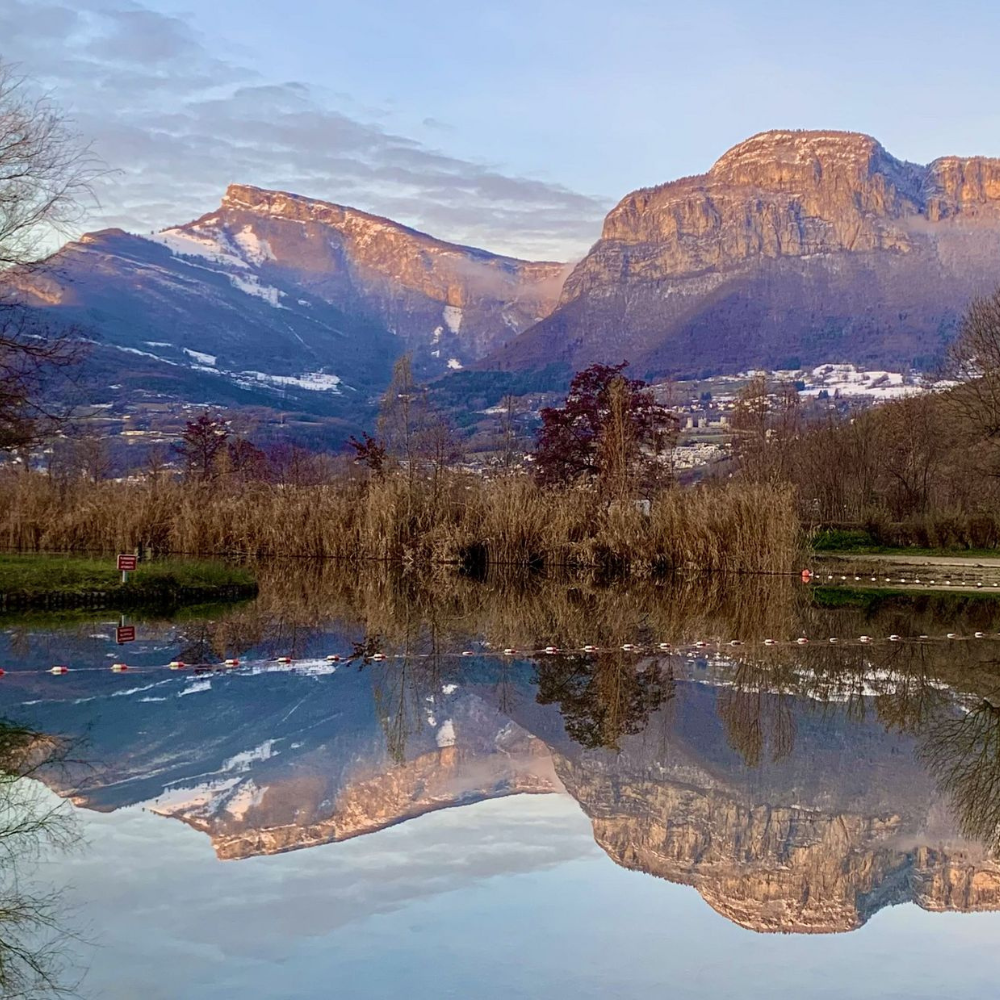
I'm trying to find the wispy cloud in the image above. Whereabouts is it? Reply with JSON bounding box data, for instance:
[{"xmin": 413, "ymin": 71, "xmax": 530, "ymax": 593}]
[{"xmin": 0, "ymin": 0, "xmax": 609, "ymax": 259}]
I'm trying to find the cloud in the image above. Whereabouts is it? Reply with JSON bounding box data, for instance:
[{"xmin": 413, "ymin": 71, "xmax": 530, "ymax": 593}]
[{"xmin": 0, "ymin": 0, "xmax": 610, "ymax": 259}]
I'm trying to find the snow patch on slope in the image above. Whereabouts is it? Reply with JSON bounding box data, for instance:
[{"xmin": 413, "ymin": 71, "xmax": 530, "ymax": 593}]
[
  {"xmin": 232, "ymin": 370, "xmax": 342, "ymax": 393},
  {"xmin": 232, "ymin": 225, "xmax": 275, "ymax": 265},
  {"xmin": 443, "ymin": 305, "xmax": 463, "ymax": 334},
  {"xmin": 147, "ymin": 228, "xmax": 249, "ymax": 270},
  {"xmin": 184, "ymin": 348, "xmax": 217, "ymax": 367},
  {"xmin": 229, "ymin": 274, "xmax": 283, "ymax": 307}
]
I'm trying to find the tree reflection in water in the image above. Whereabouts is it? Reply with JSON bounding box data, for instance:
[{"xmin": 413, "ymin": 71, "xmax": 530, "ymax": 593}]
[
  {"xmin": 0, "ymin": 720, "xmax": 78, "ymax": 999},
  {"xmin": 922, "ymin": 697, "xmax": 1000, "ymax": 852},
  {"xmin": 535, "ymin": 652, "xmax": 674, "ymax": 751}
]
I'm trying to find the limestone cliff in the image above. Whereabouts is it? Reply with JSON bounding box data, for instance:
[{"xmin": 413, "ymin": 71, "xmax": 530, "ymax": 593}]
[{"xmin": 488, "ymin": 130, "xmax": 1000, "ymax": 376}]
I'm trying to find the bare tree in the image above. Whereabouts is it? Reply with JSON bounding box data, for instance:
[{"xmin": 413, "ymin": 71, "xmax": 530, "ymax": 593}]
[
  {"xmin": 0, "ymin": 62, "xmax": 99, "ymax": 453},
  {"xmin": 0, "ymin": 63, "xmax": 98, "ymax": 271},
  {"xmin": 175, "ymin": 410, "xmax": 229, "ymax": 481}
]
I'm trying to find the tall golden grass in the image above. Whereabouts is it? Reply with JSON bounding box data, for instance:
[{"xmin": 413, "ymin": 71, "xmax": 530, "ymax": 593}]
[{"xmin": 0, "ymin": 468, "xmax": 800, "ymax": 573}]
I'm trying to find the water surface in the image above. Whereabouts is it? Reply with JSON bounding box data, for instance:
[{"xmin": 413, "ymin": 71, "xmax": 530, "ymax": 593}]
[{"xmin": 2, "ymin": 569, "xmax": 1000, "ymax": 998}]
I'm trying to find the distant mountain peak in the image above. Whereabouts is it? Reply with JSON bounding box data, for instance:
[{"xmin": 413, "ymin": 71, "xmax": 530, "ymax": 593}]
[{"xmin": 485, "ymin": 129, "xmax": 1000, "ymax": 379}]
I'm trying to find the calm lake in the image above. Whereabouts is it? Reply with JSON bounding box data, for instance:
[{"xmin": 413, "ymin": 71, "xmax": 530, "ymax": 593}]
[{"xmin": 2, "ymin": 566, "xmax": 1000, "ymax": 999}]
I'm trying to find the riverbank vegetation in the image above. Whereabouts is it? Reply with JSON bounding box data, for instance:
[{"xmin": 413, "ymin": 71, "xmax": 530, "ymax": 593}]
[
  {"xmin": 0, "ymin": 554, "xmax": 257, "ymax": 610},
  {"xmin": 0, "ymin": 471, "xmax": 797, "ymax": 575},
  {"xmin": 728, "ymin": 287, "xmax": 1000, "ymax": 554},
  {"xmin": 0, "ymin": 358, "xmax": 801, "ymax": 574}
]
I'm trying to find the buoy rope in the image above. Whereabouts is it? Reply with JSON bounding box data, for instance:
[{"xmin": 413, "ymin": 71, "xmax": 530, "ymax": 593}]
[{"xmin": 2, "ymin": 631, "xmax": 998, "ymax": 679}]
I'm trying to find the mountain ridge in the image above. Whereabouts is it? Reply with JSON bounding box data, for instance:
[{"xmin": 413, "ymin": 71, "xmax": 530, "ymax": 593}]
[{"xmin": 485, "ymin": 129, "xmax": 1000, "ymax": 377}]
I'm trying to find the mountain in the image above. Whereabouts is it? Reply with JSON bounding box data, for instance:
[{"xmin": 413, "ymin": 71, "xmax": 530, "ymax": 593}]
[
  {"xmin": 485, "ymin": 130, "xmax": 1000, "ymax": 377},
  {"xmin": 16, "ymin": 184, "xmax": 566, "ymax": 415}
]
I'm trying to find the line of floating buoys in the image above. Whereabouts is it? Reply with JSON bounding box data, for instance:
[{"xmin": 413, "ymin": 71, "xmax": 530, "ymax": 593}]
[{"xmin": 14, "ymin": 627, "xmax": 1000, "ymax": 681}]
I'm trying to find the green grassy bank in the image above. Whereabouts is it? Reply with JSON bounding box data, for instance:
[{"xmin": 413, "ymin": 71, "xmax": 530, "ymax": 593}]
[{"xmin": 0, "ymin": 555, "xmax": 257, "ymax": 611}]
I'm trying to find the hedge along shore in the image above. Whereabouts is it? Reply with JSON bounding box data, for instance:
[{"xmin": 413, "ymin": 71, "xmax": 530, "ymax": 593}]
[{"xmin": 0, "ymin": 472, "xmax": 800, "ymax": 576}]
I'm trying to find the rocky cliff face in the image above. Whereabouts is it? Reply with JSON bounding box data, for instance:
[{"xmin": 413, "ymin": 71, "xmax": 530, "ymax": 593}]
[
  {"xmin": 487, "ymin": 130, "xmax": 1000, "ymax": 376},
  {"xmin": 15, "ymin": 185, "xmax": 566, "ymax": 414},
  {"xmin": 540, "ymin": 676, "xmax": 1000, "ymax": 934},
  {"xmin": 557, "ymin": 754, "xmax": 1000, "ymax": 934}
]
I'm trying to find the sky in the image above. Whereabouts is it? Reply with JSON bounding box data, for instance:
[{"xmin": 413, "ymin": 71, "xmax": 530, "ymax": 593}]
[
  {"xmin": 5, "ymin": 0, "xmax": 1000, "ymax": 260},
  {"xmin": 34, "ymin": 790, "xmax": 1000, "ymax": 999}
]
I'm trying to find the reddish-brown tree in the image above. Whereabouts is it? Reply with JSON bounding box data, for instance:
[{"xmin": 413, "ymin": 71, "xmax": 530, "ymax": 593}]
[{"xmin": 533, "ymin": 362, "xmax": 675, "ymax": 493}]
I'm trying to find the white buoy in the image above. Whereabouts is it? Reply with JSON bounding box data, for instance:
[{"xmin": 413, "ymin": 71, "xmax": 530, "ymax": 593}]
[
  {"xmin": 325, "ymin": 655, "xmax": 341, "ymax": 662},
  {"xmin": 583, "ymin": 645, "xmax": 598, "ymax": 653},
  {"xmin": 276, "ymin": 656, "xmax": 292, "ymax": 664},
  {"xmin": 764, "ymin": 638, "xmax": 777, "ymax": 646},
  {"xmin": 889, "ymin": 635, "xmax": 901, "ymax": 642},
  {"xmin": 371, "ymin": 652, "xmax": 387, "ymax": 661},
  {"xmin": 829, "ymin": 637, "xmax": 839, "ymax": 644},
  {"xmin": 946, "ymin": 633, "xmax": 958, "ymax": 640},
  {"xmin": 50, "ymin": 666, "xmax": 68, "ymax": 675},
  {"xmin": 544, "ymin": 646, "xmax": 560, "ymax": 655},
  {"xmin": 859, "ymin": 635, "xmax": 873, "ymax": 643},
  {"xmin": 169, "ymin": 661, "xmax": 186, "ymax": 670},
  {"xmin": 504, "ymin": 648, "xmax": 518, "ymax": 656},
  {"xmin": 658, "ymin": 642, "xmax": 672, "ymax": 650},
  {"xmin": 461, "ymin": 650, "xmax": 474, "ymax": 657},
  {"xmin": 694, "ymin": 641, "xmax": 709, "ymax": 648},
  {"xmin": 975, "ymin": 632, "xmax": 985, "ymax": 639},
  {"xmin": 224, "ymin": 658, "xmax": 239, "ymax": 667},
  {"xmin": 111, "ymin": 663, "xmax": 129, "ymax": 672},
  {"xmin": 729, "ymin": 640, "xmax": 743, "ymax": 647},
  {"xmin": 796, "ymin": 637, "xmax": 808, "ymax": 645},
  {"xmin": 621, "ymin": 643, "xmax": 637, "ymax": 651}
]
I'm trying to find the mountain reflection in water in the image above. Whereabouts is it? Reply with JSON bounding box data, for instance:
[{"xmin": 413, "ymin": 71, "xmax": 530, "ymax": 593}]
[{"xmin": 5, "ymin": 565, "xmax": 1000, "ymax": 939}]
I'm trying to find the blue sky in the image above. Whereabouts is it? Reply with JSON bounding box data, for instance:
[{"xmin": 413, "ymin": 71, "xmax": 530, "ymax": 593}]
[
  {"xmin": 38, "ymin": 791, "xmax": 1000, "ymax": 999},
  {"xmin": 5, "ymin": 0, "xmax": 1000, "ymax": 258}
]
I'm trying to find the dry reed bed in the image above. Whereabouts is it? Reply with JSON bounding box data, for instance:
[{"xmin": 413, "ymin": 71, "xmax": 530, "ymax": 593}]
[{"xmin": 0, "ymin": 470, "xmax": 800, "ymax": 574}]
